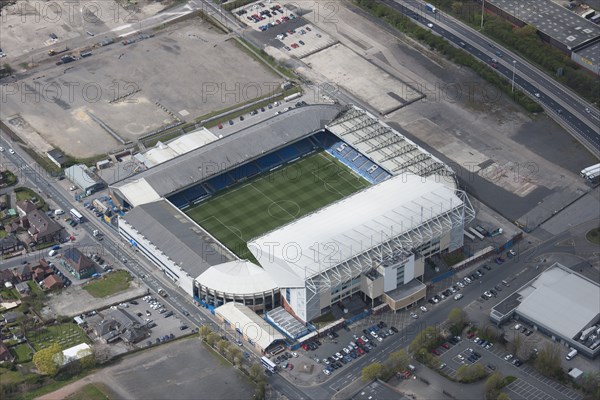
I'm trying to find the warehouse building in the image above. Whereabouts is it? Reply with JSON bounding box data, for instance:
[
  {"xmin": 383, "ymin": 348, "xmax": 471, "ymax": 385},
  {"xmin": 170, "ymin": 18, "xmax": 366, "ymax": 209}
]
[
  {"xmin": 490, "ymin": 263, "xmax": 600, "ymax": 358},
  {"xmin": 65, "ymin": 164, "xmax": 105, "ymax": 195}
]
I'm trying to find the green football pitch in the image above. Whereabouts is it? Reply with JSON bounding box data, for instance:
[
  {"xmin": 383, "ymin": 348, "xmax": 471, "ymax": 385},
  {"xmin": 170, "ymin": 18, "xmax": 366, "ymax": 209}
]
[{"xmin": 185, "ymin": 151, "xmax": 370, "ymax": 263}]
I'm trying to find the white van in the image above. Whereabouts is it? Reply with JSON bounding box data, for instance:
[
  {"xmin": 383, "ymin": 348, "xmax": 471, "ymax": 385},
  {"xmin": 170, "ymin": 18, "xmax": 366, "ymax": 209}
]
[
  {"xmin": 565, "ymin": 349, "xmax": 578, "ymax": 360},
  {"xmin": 48, "ymin": 249, "xmax": 58, "ymax": 257},
  {"xmin": 54, "ymin": 209, "xmax": 64, "ymax": 215}
]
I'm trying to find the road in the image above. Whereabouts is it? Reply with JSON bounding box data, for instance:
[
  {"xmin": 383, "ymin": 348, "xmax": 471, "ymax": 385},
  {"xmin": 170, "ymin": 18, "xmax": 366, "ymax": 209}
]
[{"xmin": 379, "ymin": 0, "xmax": 600, "ymax": 157}]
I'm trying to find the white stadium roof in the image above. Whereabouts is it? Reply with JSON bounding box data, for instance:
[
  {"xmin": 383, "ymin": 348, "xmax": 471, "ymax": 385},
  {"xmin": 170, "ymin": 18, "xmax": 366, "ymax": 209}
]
[
  {"xmin": 196, "ymin": 261, "xmax": 278, "ymax": 295},
  {"xmin": 250, "ymin": 174, "xmax": 466, "ymax": 287},
  {"xmin": 215, "ymin": 302, "xmax": 285, "ymax": 351},
  {"xmin": 516, "ymin": 265, "xmax": 600, "ymax": 340}
]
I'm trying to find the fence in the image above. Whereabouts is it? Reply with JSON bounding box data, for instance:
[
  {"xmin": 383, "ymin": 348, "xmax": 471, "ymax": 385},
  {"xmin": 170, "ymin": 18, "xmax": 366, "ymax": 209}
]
[{"xmin": 431, "ymin": 269, "xmax": 455, "ymax": 283}]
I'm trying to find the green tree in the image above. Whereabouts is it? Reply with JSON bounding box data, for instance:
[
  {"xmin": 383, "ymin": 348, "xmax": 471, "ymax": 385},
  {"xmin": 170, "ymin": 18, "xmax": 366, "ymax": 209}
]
[
  {"xmin": 409, "ymin": 326, "xmax": 443, "ymax": 353},
  {"xmin": 456, "ymin": 363, "xmax": 487, "ymax": 382},
  {"xmin": 217, "ymin": 339, "xmax": 230, "ymax": 354},
  {"xmin": 484, "ymin": 372, "xmax": 505, "ymax": 399},
  {"xmin": 254, "ymin": 381, "xmax": 266, "ymax": 399},
  {"xmin": 497, "ymin": 393, "xmax": 511, "ymax": 400},
  {"xmin": 199, "ymin": 325, "xmax": 212, "ymax": 340},
  {"xmin": 579, "ymin": 370, "xmax": 600, "ymax": 400},
  {"xmin": 533, "ymin": 343, "xmax": 562, "ymax": 379},
  {"xmin": 361, "ymin": 362, "xmax": 384, "ymax": 381},
  {"xmin": 228, "ymin": 347, "xmax": 242, "ymax": 366},
  {"xmin": 387, "ymin": 349, "xmax": 410, "ymax": 373},
  {"xmin": 249, "ymin": 363, "xmax": 264, "ymax": 382},
  {"xmin": 33, "ymin": 343, "xmax": 62, "ymax": 376},
  {"xmin": 206, "ymin": 332, "xmax": 220, "ymax": 347},
  {"xmin": 448, "ymin": 307, "xmax": 467, "ymax": 327},
  {"xmin": 78, "ymin": 348, "xmax": 96, "ymax": 370}
]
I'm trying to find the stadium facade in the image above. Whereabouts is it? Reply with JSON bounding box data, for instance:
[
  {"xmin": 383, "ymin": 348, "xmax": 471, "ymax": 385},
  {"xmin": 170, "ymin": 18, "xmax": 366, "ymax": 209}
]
[{"xmin": 110, "ymin": 104, "xmax": 474, "ymax": 325}]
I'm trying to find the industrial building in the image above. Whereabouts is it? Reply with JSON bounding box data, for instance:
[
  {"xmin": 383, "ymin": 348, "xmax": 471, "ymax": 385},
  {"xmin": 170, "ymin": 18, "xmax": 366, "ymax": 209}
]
[
  {"xmin": 65, "ymin": 164, "xmax": 105, "ymax": 195},
  {"xmin": 490, "ymin": 263, "xmax": 600, "ymax": 358},
  {"xmin": 486, "ymin": 0, "xmax": 600, "ymax": 74},
  {"xmin": 112, "ymin": 104, "xmax": 473, "ymax": 329}
]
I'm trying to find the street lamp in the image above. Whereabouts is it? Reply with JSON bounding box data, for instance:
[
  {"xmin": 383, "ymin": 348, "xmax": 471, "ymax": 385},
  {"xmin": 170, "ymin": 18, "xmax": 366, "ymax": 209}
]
[
  {"xmin": 511, "ymin": 60, "xmax": 517, "ymax": 93},
  {"xmin": 481, "ymin": 0, "xmax": 485, "ymax": 29}
]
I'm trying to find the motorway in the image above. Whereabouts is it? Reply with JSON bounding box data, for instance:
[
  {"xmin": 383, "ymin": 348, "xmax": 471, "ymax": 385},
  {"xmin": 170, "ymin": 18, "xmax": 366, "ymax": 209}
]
[{"xmin": 380, "ymin": 0, "xmax": 600, "ymax": 157}]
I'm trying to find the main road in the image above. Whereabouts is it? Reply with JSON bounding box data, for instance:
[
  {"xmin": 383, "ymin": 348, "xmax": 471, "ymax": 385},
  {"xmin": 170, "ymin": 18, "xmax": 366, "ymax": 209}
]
[{"xmin": 377, "ymin": 0, "xmax": 600, "ymax": 157}]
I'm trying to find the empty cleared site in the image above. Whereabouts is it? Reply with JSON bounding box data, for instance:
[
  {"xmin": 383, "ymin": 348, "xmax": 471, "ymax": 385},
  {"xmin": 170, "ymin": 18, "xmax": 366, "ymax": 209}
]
[{"xmin": 186, "ymin": 151, "xmax": 370, "ymax": 262}]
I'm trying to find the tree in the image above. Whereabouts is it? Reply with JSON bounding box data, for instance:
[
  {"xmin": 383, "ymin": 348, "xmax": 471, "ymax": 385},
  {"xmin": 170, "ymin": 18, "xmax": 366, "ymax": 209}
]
[
  {"xmin": 228, "ymin": 347, "xmax": 242, "ymax": 366},
  {"xmin": 361, "ymin": 362, "xmax": 384, "ymax": 381},
  {"xmin": 199, "ymin": 325, "xmax": 212, "ymax": 340},
  {"xmin": 456, "ymin": 363, "xmax": 487, "ymax": 383},
  {"xmin": 77, "ymin": 348, "xmax": 96, "ymax": 370},
  {"xmin": 254, "ymin": 381, "xmax": 266, "ymax": 399},
  {"xmin": 217, "ymin": 339, "xmax": 230, "ymax": 354},
  {"xmin": 33, "ymin": 343, "xmax": 62, "ymax": 376},
  {"xmin": 249, "ymin": 363, "xmax": 264, "ymax": 382},
  {"xmin": 533, "ymin": 343, "xmax": 562, "ymax": 379},
  {"xmin": 206, "ymin": 332, "xmax": 220, "ymax": 347},
  {"xmin": 448, "ymin": 307, "xmax": 467, "ymax": 335},
  {"xmin": 387, "ymin": 349, "xmax": 410, "ymax": 373},
  {"xmin": 484, "ymin": 372, "xmax": 505, "ymax": 400},
  {"xmin": 496, "ymin": 393, "xmax": 511, "ymax": 400},
  {"xmin": 509, "ymin": 334, "xmax": 522, "ymax": 357},
  {"xmin": 579, "ymin": 371, "xmax": 600, "ymax": 400},
  {"xmin": 409, "ymin": 326, "xmax": 443, "ymax": 354}
]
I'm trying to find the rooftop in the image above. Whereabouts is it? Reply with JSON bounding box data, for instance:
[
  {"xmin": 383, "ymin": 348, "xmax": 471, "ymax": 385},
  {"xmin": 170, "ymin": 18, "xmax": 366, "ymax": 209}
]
[
  {"xmin": 250, "ymin": 174, "xmax": 465, "ymax": 284},
  {"xmin": 121, "ymin": 200, "xmax": 234, "ymax": 279},
  {"xmin": 384, "ymin": 279, "xmax": 426, "ymax": 301},
  {"xmin": 215, "ymin": 302, "xmax": 285, "ymax": 351},
  {"xmin": 111, "ymin": 104, "xmax": 343, "ymax": 205},
  {"xmin": 573, "ymin": 41, "xmax": 600, "ymax": 66},
  {"xmin": 516, "ymin": 263, "xmax": 600, "ymax": 340},
  {"xmin": 487, "ymin": 0, "xmax": 600, "ymax": 49},
  {"xmin": 195, "ymin": 260, "xmax": 278, "ymax": 295}
]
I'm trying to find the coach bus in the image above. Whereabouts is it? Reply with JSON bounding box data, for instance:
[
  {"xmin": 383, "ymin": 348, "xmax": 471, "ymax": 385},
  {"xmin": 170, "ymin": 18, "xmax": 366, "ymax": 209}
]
[
  {"xmin": 261, "ymin": 356, "xmax": 277, "ymax": 373},
  {"xmin": 70, "ymin": 208, "xmax": 84, "ymax": 223}
]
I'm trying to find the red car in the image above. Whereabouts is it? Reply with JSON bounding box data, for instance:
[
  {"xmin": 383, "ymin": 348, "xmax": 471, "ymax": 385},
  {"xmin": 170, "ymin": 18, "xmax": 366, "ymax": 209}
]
[
  {"xmin": 301, "ymin": 344, "xmax": 308, "ymax": 350},
  {"xmin": 432, "ymin": 349, "xmax": 440, "ymax": 356},
  {"xmin": 467, "ymin": 332, "xmax": 475, "ymax": 339},
  {"xmin": 357, "ymin": 348, "xmax": 365, "ymax": 355},
  {"xmin": 442, "ymin": 343, "xmax": 450, "ymax": 349}
]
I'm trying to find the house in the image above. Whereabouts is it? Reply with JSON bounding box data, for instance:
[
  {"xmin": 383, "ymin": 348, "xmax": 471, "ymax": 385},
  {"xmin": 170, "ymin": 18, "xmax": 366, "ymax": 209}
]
[
  {"xmin": 60, "ymin": 248, "xmax": 95, "ymax": 279},
  {"xmin": 11, "ymin": 264, "xmax": 31, "ymax": 282},
  {"xmin": 2, "ymin": 312, "xmax": 18, "ymax": 323},
  {"xmin": 47, "ymin": 149, "xmax": 66, "ymax": 168},
  {"xmin": 4, "ymin": 222, "xmax": 20, "ymax": 234},
  {"xmin": 0, "ymin": 269, "xmax": 15, "ymax": 286},
  {"xmin": 15, "ymin": 281, "xmax": 30, "ymax": 295},
  {"xmin": 32, "ymin": 264, "xmax": 52, "ymax": 282},
  {"xmin": 42, "ymin": 274, "xmax": 63, "ymax": 290},
  {"xmin": 93, "ymin": 308, "xmax": 148, "ymax": 344},
  {"xmin": 0, "ymin": 235, "xmax": 23, "ymax": 254},
  {"xmin": 0, "ymin": 340, "xmax": 14, "ymax": 362},
  {"xmin": 15, "ymin": 200, "xmax": 37, "ymax": 217},
  {"xmin": 22, "ymin": 209, "xmax": 63, "ymax": 243}
]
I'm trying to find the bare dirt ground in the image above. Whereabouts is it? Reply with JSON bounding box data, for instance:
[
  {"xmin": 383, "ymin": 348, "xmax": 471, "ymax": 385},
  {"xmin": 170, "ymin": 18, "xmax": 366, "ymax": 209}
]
[
  {"xmin": 1, "ymin": 17, "xmax": 281, "ymax": 158},
  {"xmin": 286, "ymin": 0, "xmax": 596, "ymax": 229}
]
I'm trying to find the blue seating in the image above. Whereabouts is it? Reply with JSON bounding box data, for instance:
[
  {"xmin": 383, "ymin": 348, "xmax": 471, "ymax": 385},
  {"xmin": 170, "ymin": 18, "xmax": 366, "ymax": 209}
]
[
  {"xmin": 206, "ymin": 173, "xmax": 234, "ymax": 192},
  {"xmin": 168, "ymin": 193, "xmax": 189, "ymax": 208},
  {"xmin": 186, "ymin": 185, "xmax": 208, "ymax": 201},
  {"xmin": 294, "ymin": 138, "xmax": 315, "ymax": 154},
  {"xmin": 275, "ymin": 145, "xmax": 300, "ymax": 162},
  {"xmin": 255, "ymin": 152, "xmax": 283, "ymax": 171}
]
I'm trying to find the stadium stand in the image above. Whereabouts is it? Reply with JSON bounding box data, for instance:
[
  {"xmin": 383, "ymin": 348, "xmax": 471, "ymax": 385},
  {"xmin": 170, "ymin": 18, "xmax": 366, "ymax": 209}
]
[{"xmin": 167, "ymin": 130, "xmax": 393, "ymax": 209}]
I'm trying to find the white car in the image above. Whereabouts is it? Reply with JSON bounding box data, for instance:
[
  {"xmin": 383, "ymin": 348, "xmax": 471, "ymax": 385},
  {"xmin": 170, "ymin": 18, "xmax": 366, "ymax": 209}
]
[
  {"xmin": 427, "ymin": 23, "xmax": 433, "ymax": 28},
  {"xmin": 0, "ymin": 147, "xmax": 4, "ymax": 152},
  {"xmin": 457, "ymin": 355, "xmax": 464, "ymax": 361},
  {"xmin": 420, "ymin": 306, "xmax": 428, "ymax": 312},
  {"xmin": 454, "ymin": 294, "xmax": 463, "ymax": 300},
  {"xmin": 456, "ymin": 281, "xmax": 465, "ymax": 288},
  {"xmin": 464, "ymin": 277, "xmax": 472, "ymax": 283},
  {"xmin": 8, "ymin": 148, "xmax": 15, "ymax": 154},
  {"xmin": 323, "ymin": 369, "xmax": 331, "ymax": 375},
  {"xmin": 410, "ymin": 312, "xmax": 419, "ymax": 319},
  {"xmin": 335, "ymin": 352, "xmax": 343, "ymax": 359},
  {"xmin": 534, "ymin": 93, "xmax": 540, "ymax": 98},
  {"xmin": 377, "ymin": 336, "xmax": 383, "ymax": 342},
  {"xmin": 449, "ymin": 287, "xmax": 457, "ymax": 293},
  {"xmin": 504, "ymin": 354, "xmax": 513, "ymax": 361},
  {"xmin": 484, "ymin": 291, "xmax": 493, "ymax": 298},
  {"xmin": 353, "ymin": 334, "xmax": 359, "ymax": 340}
]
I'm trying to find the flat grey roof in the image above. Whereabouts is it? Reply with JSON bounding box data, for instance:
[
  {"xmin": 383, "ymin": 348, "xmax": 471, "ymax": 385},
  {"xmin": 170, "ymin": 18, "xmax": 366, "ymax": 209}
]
[
  {"xmin": 488, "ymin": 0, "xmax": 600, "ymax": 49},
  {"xmin": 573, "ymin": 41, "xmax": 600, "ymax": 66},
  {"xmin": 385, "ymin": 279, "xmax": 426, "ymax": 301},
  {"xmin": 123, "ymin": 200, "xmax": 234, "ymax": 277},
  {"xmin": 111, "ymin": 104, "xmax": 343, "ymax": 199},
  {"xmin": 516, "ymin": 264, "xmax": 600, "ymax": 340}
]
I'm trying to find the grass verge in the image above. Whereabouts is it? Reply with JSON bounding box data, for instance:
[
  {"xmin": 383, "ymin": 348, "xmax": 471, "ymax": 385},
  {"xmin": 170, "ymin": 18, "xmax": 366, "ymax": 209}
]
[
  {"xmin": 64, "ymin": 383, "xmax": 111, "ymax": 400},
  {"xmin": 83, "ymin": 270, "xmax": 132, "ymax": 298},
  {"xmin": 586, "ymin": 227, "xmax": 600, "ymax": 245}
]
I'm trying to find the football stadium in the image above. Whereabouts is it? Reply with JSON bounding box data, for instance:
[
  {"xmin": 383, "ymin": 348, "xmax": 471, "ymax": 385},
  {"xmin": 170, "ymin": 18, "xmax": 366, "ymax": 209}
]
[{"xmin": 111, "ymin": 104, "xmax": 474, "ymax": 346}]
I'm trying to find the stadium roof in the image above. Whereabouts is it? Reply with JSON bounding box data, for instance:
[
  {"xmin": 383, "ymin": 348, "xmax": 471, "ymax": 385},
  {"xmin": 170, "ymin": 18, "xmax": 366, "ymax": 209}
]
[
  {"xmin": 135, "ymin": 128, "xmax": 217, "ymax": 168},
  {"xmin": 516, "ymin": 264, "xmax": 600, "ymax": 340},
  {"xmin": 215, "ymin": 302, "xmax": 285, "ymax": 351},
  {"xmin": 111, "ymin": 104, "xmax": 343, "ymax": 206},
  {"xmin": 487, "ymin": 0, "xmax": 600, "ymax": 49},
  {"xmin": 250, "ymin": 174, "xmax": 465, "ymax": 286},
  {"xmin": 121, "ymin": 200, "xmax": 234, "ymax": 278},
  {"xmin": 196, "ymin": 261, "xmax": 278, "ymax": 295}
]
